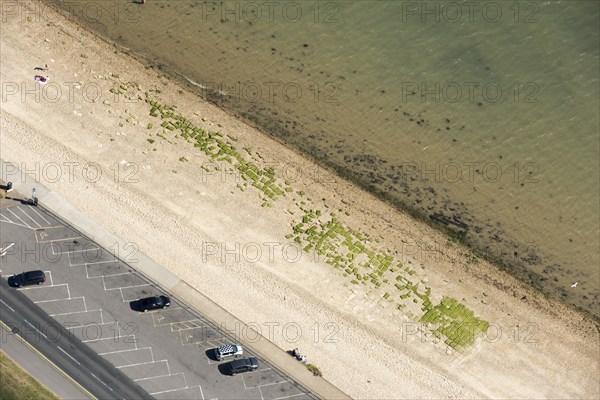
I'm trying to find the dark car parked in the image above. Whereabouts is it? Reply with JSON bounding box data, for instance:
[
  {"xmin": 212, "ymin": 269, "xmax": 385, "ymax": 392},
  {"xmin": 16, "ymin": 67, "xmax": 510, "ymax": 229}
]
[
  {"xmin": 227, "ymin": 357, "xmax": 259, "ymax": 375},
  {"xmin": 8, "ymin": 270, "xmax": 46, "ymax": 288},
  {"xmin": 137, "ymin": 295, "xmax": 170, "ymax": 312}
]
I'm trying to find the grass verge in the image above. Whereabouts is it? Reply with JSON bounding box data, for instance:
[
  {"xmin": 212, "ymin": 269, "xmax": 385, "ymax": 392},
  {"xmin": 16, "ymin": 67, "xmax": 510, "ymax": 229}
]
[{"xmin": 0, "ymin": 351, "xmax": 60, "ymax": 400}]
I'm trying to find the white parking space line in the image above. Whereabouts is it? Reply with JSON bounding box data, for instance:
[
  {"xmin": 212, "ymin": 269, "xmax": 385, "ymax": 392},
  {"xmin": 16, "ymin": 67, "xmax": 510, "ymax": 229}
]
[
  {"xmin": 51, "ymin": 242, "xmax": 100, "ymax": 255},
  {"xmin": 98, "ymin": 345, "xmax": 143, "ymax": 356},
  {"xmin": 37, "ymin": 236, "xmax": 82, "ymax": 244},
  {"xmin": 134, "ymin": 372, "xmax": 178, "ymax": 382},
  {"xmin": 252, "ymin": 380, "xmax": 289, "ymax": 389},
  {"xmin": 6, "ymin": 208, "xmax": 31, "ymax": 229},
  {"xmin": 150, "ymin": 386, "xmax": 194, "ymax": 396},
  {"xmin": 104, "ymin": 282, "xmax": 149, "ymax": 291},
  {"xmin": 90, "ymin": 270, "xmax": 130, "ymax": 281},
  {"xmin": 116, "ymin": 358, "xmax": 168, "ymax": 370},
  {"xmin": 82, "ymin": 334, "xmax": 137, "ymax": 344},
  {"xmin": 0, "ymin": 214, "xmax": 29, "ymax": 228},
  {"xmin": 49, "ymin": 308, "xmax": 102, "ymax": 317},
  {"xmin": 46, "ymin": 270, "xmax": 54, "ymax": 286},
  {"xmin": 29, "ymin": 205, "xmax": 52, "ymax": 225},
  {"xmin": 146, "ymin": 373, "xmax": 188, "ymax": 395},
  {"xmin": 258, "ymin": 386, "xmax": 264, "ymax": 400},
  {"xmin": 34, "ymin": 295, "xmax": 82, "ymax": 304},
  {"xmin": 17, "ymin": 206, "xmax": 41, "ymax": 228},
  {"xmin": 0, "ymin": 242, "xmax": 15, "ymax": 257},
  {"xmin": 99, "ymin": 346, "xmax": 154, "ymax": 358},
  {"xmin": 19, "ymin": 283, "xmax": 68, "ymax": 291},
  {"xmin": 70, "ymin": 258, "xmax": 114, "ymax": 267},
  {"xmin": 273, "ymin": 393, "xmax": 310, "ymax": 400}
]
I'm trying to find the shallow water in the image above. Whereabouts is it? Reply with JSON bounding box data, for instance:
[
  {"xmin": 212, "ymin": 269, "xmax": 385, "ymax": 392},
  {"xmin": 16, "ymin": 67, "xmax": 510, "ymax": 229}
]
[{"xmin": 45, "ymin": 0, "xmax": 599, "ymax": 316}]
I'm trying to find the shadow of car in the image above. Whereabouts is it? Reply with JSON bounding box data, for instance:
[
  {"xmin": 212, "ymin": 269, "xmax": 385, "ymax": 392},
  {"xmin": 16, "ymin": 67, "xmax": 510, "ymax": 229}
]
[
  {"xmin": 8, "ymin": 270, "xmax": 46, "ymax": 288},
  {"xmin": 130, "ymin": 295, "xmax": 171, "ymax": 312}
]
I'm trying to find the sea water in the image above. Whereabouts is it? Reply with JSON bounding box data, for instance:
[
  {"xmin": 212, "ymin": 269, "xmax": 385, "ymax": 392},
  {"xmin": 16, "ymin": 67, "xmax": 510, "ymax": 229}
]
[{"xmin": 44, "ymin": 0, "xmax": 599, "ymax": 316}]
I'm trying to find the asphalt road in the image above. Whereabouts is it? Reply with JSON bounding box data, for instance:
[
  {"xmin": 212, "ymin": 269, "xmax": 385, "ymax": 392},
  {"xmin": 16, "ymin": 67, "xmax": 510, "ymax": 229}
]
[{"xmin": 0, "ymin": 278, "xmax": 151, "ymax": 400}]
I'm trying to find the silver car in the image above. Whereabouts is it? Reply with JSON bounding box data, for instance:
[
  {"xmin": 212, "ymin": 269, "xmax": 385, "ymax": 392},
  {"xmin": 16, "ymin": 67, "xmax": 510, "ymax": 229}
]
[{"xmin": 215, "ymin": 344, "xmax": 243, "ymax": 361}]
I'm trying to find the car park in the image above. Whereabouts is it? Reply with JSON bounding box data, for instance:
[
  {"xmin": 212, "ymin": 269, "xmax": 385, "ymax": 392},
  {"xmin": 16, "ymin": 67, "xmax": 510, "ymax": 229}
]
[
  {"xmin": 215, "ymin": 344, "xmax": 243, "ymax": 361},
  {"xmin": 227, "ymin": 357, "xmax": 259, "ymax": 375},
  {"xmin": 137, "ymin": 295, "xmax": 171, "ymax": 312},
  {"xmin": 8, "ymin": 270, "xmax": 46, "ymax": 288}
]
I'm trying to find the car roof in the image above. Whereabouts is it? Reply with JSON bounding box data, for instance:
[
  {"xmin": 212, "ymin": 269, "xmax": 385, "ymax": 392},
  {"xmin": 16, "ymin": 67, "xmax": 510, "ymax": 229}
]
[
  {"xmin": 218, "ymin": 344, "xmax": 241, "ymax": 351},
  {"xmin": 229, "ymin": 358, "xmax": 249, "ymax": 367},
  {"xmin": 23, "ymin": 270, "xmax": 44, "ymax": 279}
]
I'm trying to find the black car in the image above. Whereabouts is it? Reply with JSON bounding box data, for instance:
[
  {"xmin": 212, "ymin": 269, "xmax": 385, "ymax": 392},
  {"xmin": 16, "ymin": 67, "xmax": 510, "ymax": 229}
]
[
  {"xmin": 8, "ymin": 270, "xmax": 46, "ymax": 288},
  {"xmin": 138, "ymin": 295, "xmax": 170, "ymax": 312},
  {"xmin": 227, "ymin": 357, "xmax": 259, "ymax": 375}
]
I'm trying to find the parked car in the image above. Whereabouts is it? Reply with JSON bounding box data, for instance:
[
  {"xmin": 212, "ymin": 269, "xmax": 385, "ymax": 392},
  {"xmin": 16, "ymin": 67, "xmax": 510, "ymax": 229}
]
[
  {"xmin": 8, "ymin": 270, "xmax": 46, "ymax": 288},
  {"xmin": 137, "ymin": 295, "xmax": 170, "ymax": 312},
  {"xmin": 227, "ymin": 357, "xmax": 259, "ymax": 375},
  {"xmin": 215, "ymin": 344, "xmax": 243, "ymax": 361}
]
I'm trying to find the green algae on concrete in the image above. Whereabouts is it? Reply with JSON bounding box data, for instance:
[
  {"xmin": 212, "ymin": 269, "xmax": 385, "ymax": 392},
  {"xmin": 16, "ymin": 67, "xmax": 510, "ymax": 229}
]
[
  {"xmin": 112, "ymin": 78, "xmax": 490, "ymax": 352},
  {"xmin": 290, "ymin": 210, "xmax": 489, "ymax": 350}
]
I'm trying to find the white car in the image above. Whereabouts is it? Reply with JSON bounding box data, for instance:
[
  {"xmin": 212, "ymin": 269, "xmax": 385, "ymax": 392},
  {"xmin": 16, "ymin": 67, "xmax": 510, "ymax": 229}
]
[{"xmin": 215, "ymin": 344, "xmax": 243, "ymax": 361}]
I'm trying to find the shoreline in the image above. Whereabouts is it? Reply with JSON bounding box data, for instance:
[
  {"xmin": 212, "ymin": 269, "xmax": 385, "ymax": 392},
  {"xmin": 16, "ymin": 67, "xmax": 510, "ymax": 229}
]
[
  {"xmin": 127, "ymin": 54, "xmax": 600, "ymax": 325},
  {"xmin": 40, "ymin": 1, "xmax": 597, "ymax": 320},
  {"xmin": 1, "ymin": 1, "xmax": 599, "ymax": 398}
]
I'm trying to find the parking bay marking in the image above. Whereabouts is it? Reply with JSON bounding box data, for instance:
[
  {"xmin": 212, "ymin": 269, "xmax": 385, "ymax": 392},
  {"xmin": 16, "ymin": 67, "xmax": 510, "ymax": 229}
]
[{"xmin": 17, "ymin": 206, "xmax": 41, "ymax": 228}]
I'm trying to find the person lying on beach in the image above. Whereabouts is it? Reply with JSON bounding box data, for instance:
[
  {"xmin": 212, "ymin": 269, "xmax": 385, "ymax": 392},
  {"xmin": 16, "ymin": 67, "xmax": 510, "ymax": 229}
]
[
  {"xmin": 34, "ymin": 75, "xmax": 49, "ymax": 84},
  {"xmin": 34, "ymin": 64, "xmax": 48, "ymax": 71}
]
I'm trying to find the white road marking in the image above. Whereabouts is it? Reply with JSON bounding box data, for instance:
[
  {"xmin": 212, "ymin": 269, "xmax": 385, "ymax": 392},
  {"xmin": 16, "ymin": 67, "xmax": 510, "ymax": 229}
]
[
  {"xmin": 133, "ymin": 371, "xmax": 180, "ymax": 382},
  {"xmin": 18, "ymin": 206, "xmax": 41, "ymax": 228},
  {"xmin": 0, "ymin": 299, "xmax": 15, "ymax": 312},
  {"xmin": 19, "ymin": 283, "xmax": 68, "ymax": 291},
  {"xmin": 258, "ymin": 385, "xmax": 264, "ymax": 400},
  {"xmin": 51, "ymin": 242, "xmax": 100, "ymax": 255},
  {"xmin": 46, "ymin": 270, "xmax": 54, "ymax": 286},
  {"xmin": 29, "ymin": 205, "xmax": 52, "ymax": 225},
  {"xmin": 103, "ymin": 281, "xmax": 149, "ymax": 291},
  {"xmin": 82, "ymin": 333, "xmax": 137, "ymax": 343},
  {"xmin": 273, "ymin": 393, "xmax": 309, "ymax": 400},
  {"xmin": 6, "ymin": 208, "xmax": 30, "ymax": 228},
  {"xmin": 23, "ymin": 319, "xmax": 48, "ymax": 339},
  {"xmin": 0, "ymin": 242, "xmax": 15, "ymax": 256},
  {"xmin": 0, "ymin": 218, "xmax": 29, "ymax": 229},
  {"xmin": 57, "ymin": 345, "xmax": 81, "ymax": 365},
  {"xmin": 49, "ymin": 308, "xmax": 101, "ymax": 317},
  {"xmin": 34, "ymin": 296, "xmax": 82, "ymax": 304},
  {"xmin": 116, "ymin": 359, "xmax": 168, "ymax": 370},
  {"xmin": 252, "ymin": 380, "xmax": 290, "ymax": 389},
  {"xmin": 98, "ymin": 346, "xmax": 152, "ymax": 356},
  {"xmin": 90, "ymin": 372, "xmax": 113, "ymax": 391},
  {"xmin": 90, "ymin": 271, "xmax": 130, "ymax": 280}
]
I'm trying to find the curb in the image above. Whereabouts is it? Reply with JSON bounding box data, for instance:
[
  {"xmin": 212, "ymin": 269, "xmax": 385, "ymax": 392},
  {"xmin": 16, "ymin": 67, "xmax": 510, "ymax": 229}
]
[{"xmin": 1, "ymin": 158, "xmax": 351, "ymax": 400}]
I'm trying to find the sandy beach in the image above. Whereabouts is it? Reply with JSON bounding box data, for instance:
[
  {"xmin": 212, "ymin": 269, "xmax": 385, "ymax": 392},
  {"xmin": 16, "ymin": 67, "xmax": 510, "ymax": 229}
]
[{"xmin": 1, "ymin": 1, "xmax": 598, "ymax": 398}]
